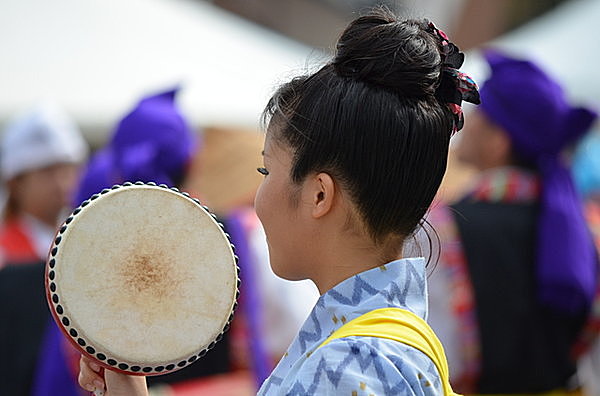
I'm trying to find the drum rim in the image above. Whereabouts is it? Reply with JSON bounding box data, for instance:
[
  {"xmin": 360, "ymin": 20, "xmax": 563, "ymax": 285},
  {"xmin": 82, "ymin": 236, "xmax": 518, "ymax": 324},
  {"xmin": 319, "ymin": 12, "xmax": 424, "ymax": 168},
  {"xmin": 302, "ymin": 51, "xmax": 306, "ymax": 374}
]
[{"xmin": 45, "ymin": 181, "xmax": 240, "ymax": 376}]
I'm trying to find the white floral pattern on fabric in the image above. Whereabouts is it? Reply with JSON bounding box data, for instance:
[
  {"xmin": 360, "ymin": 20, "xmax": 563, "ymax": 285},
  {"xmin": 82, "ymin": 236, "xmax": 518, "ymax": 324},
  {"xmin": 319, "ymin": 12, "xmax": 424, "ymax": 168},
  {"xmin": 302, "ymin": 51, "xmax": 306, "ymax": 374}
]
[{"xmin": 257, "ymin": 257, "xmax": 442, "ymax": 395}]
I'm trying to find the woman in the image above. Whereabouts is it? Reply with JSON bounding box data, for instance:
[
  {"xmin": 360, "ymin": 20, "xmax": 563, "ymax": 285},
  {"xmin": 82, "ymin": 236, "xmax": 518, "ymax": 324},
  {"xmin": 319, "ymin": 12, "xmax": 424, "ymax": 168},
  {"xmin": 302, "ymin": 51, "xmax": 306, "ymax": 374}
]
[{"xmin": 78, "ymin": 9, "xmax": 479, "ymax": 395}]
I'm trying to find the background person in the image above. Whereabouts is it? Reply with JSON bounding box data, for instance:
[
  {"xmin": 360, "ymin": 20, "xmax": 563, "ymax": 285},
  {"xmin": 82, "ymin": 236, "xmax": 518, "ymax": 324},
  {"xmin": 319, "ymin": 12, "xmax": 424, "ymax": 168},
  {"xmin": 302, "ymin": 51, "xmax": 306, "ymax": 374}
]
[
  {"xmin": 30, "ymin": 88, "xmax": 237, "ymax": 395},
  {"xmin": 0, "ymin": 103, "xmax": 87, "ymax": 268},
  {"xmin": 428, "ymin": 50, "xmax": 598, "ymax": 394},
  {"xmin": 0, "ymin": 103, "xmax": 87, "ymax": 396}
]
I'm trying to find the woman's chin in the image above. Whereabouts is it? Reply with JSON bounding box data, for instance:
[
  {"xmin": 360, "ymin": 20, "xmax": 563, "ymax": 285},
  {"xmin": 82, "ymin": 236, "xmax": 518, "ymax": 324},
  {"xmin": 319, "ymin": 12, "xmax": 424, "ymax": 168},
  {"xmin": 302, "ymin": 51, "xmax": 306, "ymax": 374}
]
[{"xmin": 270, "ymin": 262, "xmax": 305, "ymax": 282}]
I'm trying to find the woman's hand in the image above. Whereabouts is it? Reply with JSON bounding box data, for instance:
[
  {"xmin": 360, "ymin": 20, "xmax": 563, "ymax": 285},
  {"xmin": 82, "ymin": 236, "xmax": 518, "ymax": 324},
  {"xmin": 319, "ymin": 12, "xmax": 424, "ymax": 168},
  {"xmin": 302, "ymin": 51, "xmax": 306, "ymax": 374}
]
[{"xmin": 78, "ymin": 355, "xmax": 148, "ymax": 396}]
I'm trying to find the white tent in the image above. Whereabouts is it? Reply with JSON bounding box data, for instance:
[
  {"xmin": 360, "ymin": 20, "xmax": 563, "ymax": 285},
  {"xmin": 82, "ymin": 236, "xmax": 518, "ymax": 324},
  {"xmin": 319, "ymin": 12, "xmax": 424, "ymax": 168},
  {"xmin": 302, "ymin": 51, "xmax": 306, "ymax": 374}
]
[
  {"xmin": 4, "ymin": 0, "xmax": 596, "ymax": 143},
  {"xmin": 462, "ymin": 0, "xmax": 599, "ymax": 109},
  {"xmin": 0, "ymin": 0, "xmax": 322, "ymax": 143}
]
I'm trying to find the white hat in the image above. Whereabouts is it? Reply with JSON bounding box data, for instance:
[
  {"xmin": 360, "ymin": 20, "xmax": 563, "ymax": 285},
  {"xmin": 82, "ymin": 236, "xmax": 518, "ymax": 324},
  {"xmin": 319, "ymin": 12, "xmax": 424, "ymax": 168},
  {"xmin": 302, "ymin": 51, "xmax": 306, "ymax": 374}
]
[{"xmin": 1, "ymin": 103, "xmax": 88, "ymax": 181}]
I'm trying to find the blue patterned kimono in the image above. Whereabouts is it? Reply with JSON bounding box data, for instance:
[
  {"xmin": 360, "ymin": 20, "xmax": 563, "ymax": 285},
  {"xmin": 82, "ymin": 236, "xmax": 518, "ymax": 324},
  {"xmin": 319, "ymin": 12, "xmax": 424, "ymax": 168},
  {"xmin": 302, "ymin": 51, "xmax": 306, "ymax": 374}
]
[{"xmin": 257, "ymin": 257, "xmax": 443, "ymax": 395}]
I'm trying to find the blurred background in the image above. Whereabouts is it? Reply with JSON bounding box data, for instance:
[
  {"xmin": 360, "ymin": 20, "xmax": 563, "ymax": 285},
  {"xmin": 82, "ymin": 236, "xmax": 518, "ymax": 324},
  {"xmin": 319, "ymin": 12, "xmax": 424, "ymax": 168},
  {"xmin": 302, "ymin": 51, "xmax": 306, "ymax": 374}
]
[{"xmin": 1, "ymin": 0, "xmax": 597, "ymax": 211}]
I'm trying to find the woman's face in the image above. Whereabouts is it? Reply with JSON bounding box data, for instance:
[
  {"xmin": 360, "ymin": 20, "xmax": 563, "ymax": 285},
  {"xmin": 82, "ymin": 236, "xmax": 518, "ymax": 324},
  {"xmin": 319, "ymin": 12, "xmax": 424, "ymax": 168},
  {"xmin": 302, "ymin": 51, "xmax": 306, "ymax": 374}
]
[{"xmin": 254, "ymin": 134, "xmax": 311, "ymax": 281}]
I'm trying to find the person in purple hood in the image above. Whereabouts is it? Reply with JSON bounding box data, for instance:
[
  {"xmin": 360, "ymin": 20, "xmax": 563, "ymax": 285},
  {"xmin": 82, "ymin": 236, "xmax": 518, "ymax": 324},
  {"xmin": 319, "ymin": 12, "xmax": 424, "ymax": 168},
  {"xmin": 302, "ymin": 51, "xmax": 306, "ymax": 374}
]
[
  {"xmin": 427, "ymin": 50, "xmax": 599, "ymax": 394},
  {"xmin": 31, "ymin": 88, "xmax": 237, "ymax": 394},
  {"xmin": 73, "ymin": 87, "xmax": 196, "ymax": 206}
]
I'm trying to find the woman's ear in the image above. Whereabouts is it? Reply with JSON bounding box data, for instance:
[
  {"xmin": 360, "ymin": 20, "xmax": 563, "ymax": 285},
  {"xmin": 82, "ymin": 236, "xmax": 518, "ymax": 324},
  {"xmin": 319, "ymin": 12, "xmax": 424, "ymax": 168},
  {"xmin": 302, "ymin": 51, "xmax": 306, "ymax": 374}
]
[{"xmin": 311, "ymin": 172, "xmax": 335, "ymax": 219}]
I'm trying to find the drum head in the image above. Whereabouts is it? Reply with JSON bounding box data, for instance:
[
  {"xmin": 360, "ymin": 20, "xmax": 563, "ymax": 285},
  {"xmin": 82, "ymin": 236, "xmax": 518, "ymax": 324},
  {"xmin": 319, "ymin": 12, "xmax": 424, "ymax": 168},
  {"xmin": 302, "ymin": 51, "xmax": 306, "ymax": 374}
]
[{"xmin": 45, "ymin": 182, "xmax": 238, "ymax": 375}]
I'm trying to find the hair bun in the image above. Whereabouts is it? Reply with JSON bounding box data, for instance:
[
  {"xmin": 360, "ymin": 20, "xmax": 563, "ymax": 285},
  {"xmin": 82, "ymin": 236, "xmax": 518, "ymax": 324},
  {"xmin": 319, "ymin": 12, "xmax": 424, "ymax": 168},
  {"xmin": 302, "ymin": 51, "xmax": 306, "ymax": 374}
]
[{"xmin": 333, "ymin": 10, "xmax": 441, "ymax": 98}]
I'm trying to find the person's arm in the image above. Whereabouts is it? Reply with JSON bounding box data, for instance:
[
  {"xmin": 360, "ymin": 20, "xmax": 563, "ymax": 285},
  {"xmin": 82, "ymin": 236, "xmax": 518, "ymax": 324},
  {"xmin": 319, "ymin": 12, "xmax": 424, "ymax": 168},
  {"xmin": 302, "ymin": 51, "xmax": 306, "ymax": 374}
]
[{"xmin": 78, "ymin": 356, "xmax": 148, "ymax": 396}]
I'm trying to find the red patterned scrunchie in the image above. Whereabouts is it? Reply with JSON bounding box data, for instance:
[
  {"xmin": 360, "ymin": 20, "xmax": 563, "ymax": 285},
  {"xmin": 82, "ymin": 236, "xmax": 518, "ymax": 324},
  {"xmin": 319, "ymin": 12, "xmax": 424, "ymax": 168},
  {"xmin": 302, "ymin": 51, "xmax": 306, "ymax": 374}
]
[{"xmin": 427, "ymin": 21, "xmax": 481, "ymax": 134}]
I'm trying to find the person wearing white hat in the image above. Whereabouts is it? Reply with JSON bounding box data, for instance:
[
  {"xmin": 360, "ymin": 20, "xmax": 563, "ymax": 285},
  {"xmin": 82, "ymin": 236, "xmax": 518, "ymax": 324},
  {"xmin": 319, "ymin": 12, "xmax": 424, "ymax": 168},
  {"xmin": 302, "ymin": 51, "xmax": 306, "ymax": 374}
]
[{"xmin": 0, "ymin": 103, "xmax": 88, "ymax": 268}]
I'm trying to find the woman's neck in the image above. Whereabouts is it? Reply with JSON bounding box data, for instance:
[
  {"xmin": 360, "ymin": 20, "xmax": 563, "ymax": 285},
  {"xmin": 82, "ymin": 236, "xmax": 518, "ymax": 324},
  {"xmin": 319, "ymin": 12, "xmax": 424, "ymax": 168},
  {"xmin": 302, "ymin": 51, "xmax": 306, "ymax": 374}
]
[{"xmin": 310, "ymin": 231, "xmax": 403, "ymax": 294}]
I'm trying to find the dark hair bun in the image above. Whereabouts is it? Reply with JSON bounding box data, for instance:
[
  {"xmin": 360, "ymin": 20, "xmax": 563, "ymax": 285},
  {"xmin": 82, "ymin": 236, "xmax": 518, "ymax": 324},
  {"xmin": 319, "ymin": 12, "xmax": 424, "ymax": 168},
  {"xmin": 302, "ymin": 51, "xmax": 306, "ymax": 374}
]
[{"xmin": 333, "ymin": 9, "xmax": 441, "ymax": 98}]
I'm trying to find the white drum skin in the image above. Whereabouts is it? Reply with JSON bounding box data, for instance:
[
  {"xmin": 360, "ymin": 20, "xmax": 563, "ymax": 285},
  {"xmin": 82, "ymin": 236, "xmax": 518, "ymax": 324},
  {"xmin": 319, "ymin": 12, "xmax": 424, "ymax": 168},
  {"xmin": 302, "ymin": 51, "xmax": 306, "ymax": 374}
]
[{"xmin": 45, "ymin": 182, "xmax": 239, "ymax": 376}]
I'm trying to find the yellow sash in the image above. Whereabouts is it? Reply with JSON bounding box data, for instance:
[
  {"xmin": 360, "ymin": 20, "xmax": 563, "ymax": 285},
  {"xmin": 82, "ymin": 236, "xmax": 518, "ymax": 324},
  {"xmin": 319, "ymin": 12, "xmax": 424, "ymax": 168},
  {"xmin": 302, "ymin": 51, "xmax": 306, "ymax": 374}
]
[{"xmin": 318, "ymin": 307, "xmax": 460, "ymax": 396}]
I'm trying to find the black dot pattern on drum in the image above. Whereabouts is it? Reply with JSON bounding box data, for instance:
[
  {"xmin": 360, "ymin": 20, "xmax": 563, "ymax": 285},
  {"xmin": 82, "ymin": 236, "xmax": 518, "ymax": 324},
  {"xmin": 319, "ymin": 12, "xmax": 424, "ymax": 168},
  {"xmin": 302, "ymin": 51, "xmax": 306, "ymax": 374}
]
[{"xmin": 46, "ymin": 182, "xmax": 241, "ymax": 376}]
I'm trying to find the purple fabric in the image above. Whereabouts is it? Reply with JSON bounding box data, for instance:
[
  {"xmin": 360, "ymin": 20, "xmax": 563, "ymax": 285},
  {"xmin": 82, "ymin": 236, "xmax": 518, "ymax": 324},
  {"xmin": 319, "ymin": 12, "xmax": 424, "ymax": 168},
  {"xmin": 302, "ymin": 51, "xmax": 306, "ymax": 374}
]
[
  {"xmin": 479, "ymin": 50, "xmax": 598, "ymax": 314},
  {"xmin": 74, "ymin": 148, "xmax": 119, "ymax": 205},
  {"xmin": 74, "ymin": 87, "xmax": 196, "ymax": 205},
  {"xmin": 226, "ymin": 210, "xmax": 272, "ymax": 387},
  {"xmin": 31, "ymin": 321, "xmax": 83, "ymax": 396}
]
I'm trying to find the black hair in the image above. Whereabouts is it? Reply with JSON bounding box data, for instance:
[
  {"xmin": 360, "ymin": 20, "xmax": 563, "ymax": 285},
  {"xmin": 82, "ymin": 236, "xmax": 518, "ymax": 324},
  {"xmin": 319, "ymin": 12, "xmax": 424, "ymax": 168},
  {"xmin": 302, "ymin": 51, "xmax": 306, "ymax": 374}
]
[{"xmin": 263, "ymin": 8, "xmax": 454, "ymax": 243}]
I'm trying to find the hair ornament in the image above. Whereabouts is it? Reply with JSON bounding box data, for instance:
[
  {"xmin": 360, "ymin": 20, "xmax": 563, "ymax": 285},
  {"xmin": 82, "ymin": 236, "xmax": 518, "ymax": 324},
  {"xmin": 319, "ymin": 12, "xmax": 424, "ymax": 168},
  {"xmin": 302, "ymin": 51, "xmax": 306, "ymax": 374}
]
[{"xmin": 427, "ymin": 21, "xmax": 480, "ymax": 134}]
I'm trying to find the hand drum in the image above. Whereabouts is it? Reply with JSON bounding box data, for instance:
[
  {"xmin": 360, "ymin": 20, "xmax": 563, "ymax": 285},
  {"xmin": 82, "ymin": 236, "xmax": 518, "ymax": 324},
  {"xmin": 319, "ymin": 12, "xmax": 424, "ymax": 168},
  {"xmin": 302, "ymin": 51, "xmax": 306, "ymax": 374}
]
[{"xmin": 45, "ymin": 182, "xmax": 239, "ymax": 376}]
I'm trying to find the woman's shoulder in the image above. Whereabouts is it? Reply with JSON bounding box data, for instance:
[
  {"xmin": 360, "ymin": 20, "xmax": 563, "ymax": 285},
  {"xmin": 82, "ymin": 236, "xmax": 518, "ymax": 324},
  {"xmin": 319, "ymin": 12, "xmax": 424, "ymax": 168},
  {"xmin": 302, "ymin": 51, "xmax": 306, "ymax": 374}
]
[{"xmin": 285, "ymin": 336, "xmax": 442, "ymax": 395}]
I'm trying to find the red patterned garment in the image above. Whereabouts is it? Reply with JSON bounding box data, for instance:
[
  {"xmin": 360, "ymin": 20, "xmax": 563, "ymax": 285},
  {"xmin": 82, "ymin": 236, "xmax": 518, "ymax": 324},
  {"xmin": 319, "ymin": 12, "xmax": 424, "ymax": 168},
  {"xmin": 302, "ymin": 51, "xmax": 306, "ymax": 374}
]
[
  {"xmin": 0, "ymin": 218, "xmax": 38, "ymax": 268},
  {"xmin": 428, "ymin": 204, "xmax": 479, "ymax": 392}
]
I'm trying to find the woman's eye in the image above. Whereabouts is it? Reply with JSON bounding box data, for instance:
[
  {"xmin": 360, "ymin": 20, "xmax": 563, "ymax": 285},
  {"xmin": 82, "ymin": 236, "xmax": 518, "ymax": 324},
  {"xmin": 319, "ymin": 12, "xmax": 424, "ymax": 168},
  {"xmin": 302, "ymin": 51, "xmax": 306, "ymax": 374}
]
[{"xmin": 257, "ymin": 167, "xmax": 269, "ymax": 176}]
